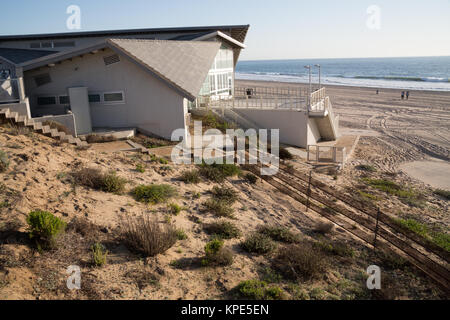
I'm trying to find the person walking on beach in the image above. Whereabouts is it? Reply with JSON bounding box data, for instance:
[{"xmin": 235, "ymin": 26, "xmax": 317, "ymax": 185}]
[
  {"xmin": 401, "ymin": 91, "xmax": 405, "ymax": 100},
  {"xmin": 376, "ymin": 89, "xmax": 379, "ymax": 95},
  {"xmin": 406, "ymin": 91, "xmax": 410, "ymax": 100}
]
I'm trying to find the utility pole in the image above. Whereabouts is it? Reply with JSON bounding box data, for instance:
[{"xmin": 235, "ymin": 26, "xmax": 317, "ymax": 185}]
[
  {"xmin": 304, "ymin": 65, "xmax": 311, "ymax": 112},
  {"xmin": 314, "ymin": 64, "xmax": 321, "ymax": 89}
]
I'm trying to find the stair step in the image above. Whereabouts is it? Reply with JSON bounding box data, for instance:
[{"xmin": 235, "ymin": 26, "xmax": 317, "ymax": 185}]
[
  {"xmin": 17, "ymin": 115, "xmax": 27, "ymax": 123},
  {"xmin": 33, "ymin": 122, "xmax": 43, "ymax": 130},
  {"xmin": 41, "ymin": 125, "xmax": 51, "ymax": 134}
]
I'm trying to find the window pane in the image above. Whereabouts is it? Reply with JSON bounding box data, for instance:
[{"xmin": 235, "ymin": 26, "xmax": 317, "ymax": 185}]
[
  {"xmin": 104, "ymin": 92, "xmax": 123, "ymax": 102},
  {"xmin": 59, "ymin": 96, "xmax": 70, "ymax": 104},
  {"xmin": 37, "ymin": 96, "xmax": 56, "ymax": 105},
  {"xmin": 88, "ymin": 94, "xmax": 101, "ymax": 103}
]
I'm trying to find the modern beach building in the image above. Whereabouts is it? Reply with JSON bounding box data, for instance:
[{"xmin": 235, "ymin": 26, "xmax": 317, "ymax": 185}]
[{"xmin": 0, "ymin": 25, "xmax": 338, "ymax": 149}]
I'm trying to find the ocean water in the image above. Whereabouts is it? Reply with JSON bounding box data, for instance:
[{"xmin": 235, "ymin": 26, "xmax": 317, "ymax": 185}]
[{"xmin": 236, "ymin": 56, "xmax": 450, "ymax": 91}]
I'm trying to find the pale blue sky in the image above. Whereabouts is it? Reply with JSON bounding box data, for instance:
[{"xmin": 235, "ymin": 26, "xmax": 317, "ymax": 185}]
[{"xmin": 1, "ymin": 0, "xmax": 449, "ymax": 60}]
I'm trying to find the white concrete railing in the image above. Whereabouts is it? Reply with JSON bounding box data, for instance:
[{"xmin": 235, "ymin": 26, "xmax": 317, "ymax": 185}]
[
  {"xmin": 195, "ymin": 85, "xmax": 308, "ymax": 111},
  {"xmin": 310, "ymin": 87, "xmax": 326, "ymax": 106},
  {"xmin": 0, "ymin": 79, "xmax": 20, "ymax": 104}
]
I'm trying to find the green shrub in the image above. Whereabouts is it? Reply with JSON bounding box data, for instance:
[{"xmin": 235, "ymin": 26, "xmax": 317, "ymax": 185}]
[
  {"xmin": 434, "ymin": 189, "xmax": 450, "ymax": 200},
  {"xmin": 245, "ymin": 173, "xmax": 258, "ymax": 184},
  {"xmin": 237, "ymin": 280, "xmax": 285, "ymax": 300},
  {"xmin": 198, "ymin": 162, "xmax": 241, "ymax": 183},
  {"xmin": 203, "ymin": 199, "xmax": 234, "ymax": 218},
  {"xmin": 72, "ymin": 167, "xmax": 126, "ymax": 193},
  {"xmin": 362, "ymin": 178, "xmax": 423, "ymax": 206},
  {"xmin": 211, "ymin": 186, "xmax": 238, "ymax": 204},
  {"xmin": 26, "ymin": 210, "xmax": 66, "ymax": 248},
  {"xmin": 168, "ymin": 203, "xmax": 182, "ymax": 215},
  {"xmin": 176, "ymin": 229, "xmax": 188, "ymax": 240},
  {"xmin": 135, "ymin": 164, "xmax": 146, "ymax": 173},
  {"xmin": 395, "ymin": 218, "xmax": 450, "ymax": 251},
  {"xmin": 121, "ymin": 215, "xmax": 177, "ymax": 256},
  {"xmin": 91, "ymin": 242, "xmax": 108, "ymax": 267},
  {"xmin": 279, "ymin": 147, "xmax": 293, "ymax": 160},
  {"xmin": 316, "ymin": 239, "xmax": 355, "ymax": 258},
  {"xmin": 241, "ymin": 232, "xmax": 277, "ymax": 254},
  {"xmin": 204, "ymin": 221, "xmax": 241, "ymax": 239},
  {"xmin": 132, "ymin": 184, "xmax": 177, "ymax": 204},
  {"xmin": 356, "ymin": 164, "xmax": 377, "ymax": 172},
  {"xmin": 257, "ymin": 225, "xmax": 299, "ymax": 243},
  {"xmin": 179, "ymin": 169, "xmax": 201, "ymax": 184},
  {"xmin": 0, "ymin": 150, "xmax": 9, "ymax": 172},
  {"xmin": 202, "ymin": 239, "xmax": 233, "ymax": 266},
  {"xmin": 272, "ymin": 243, "xmax": 328, "ymax": 280}
]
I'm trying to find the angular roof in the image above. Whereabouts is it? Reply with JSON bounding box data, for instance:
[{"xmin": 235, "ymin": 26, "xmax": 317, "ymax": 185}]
[
  {"xmin": 19, "ymin": 39, "xmax": 221, "ymax": 100},
  {"xmin": 0, "ymin": 47, "xmax": 56, "ymax": 64},
  {"xmin": 0, "ymin": 25, "xmax": 250, "ymax": 43},
  {"xmin": 108, "ymin": 39, "xmax": 220, "ymax": 100}
]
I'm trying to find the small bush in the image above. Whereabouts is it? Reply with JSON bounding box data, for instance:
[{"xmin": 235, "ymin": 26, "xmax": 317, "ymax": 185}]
[
  {"xmin": 0, "ymin": 150, "xmax": 9, "ymax": 172},
  {"xmin": 202, "ymin": 239, "xmax": 233, "ymax": 266},
  {"xmin": 241, "ymin": 232, "xmax": 277, "ymax": 254},
  {"xmin": 272, "ymin": 243, "xmax": 328, "ymax": 280},
  {"xmin": 72, "ymin": 167, "xmax": 126, "ymax": 193},
  {"xmin": 237, "ymin": 280, "xmax": 285, "ymax": 300},
  {"xmin": 314, "ymin": 221, "xmax": 334, "ymax": 234},
  {"xmin": 211, "ymin": 186, "xmax": 238, "ymax": 204},
  {"xmin": 176, "ymin": 229, "xmax": 188, "ymax": 240},
  {"xmin": 257, "ymin": 225, "xmax": 299, "ymax": 243},
  {"xmin": 203, "ymin": 199, "xmax": 234, "ymax": 218},
  {"xmin": 91, "ymin": 242, "xmax": 108, "ymax": 267},
  {"xmin": 179, "ymin": 169, "xmax": 201, "ymax": 184},
  {"xmin": 132, "ymin": 184, "xmax": 177, "ymax": 204},
  {"xmin": 26, "ymin": 210, "xmax": 66, "ymax": 248},
  {"xmin": 316, "ymin": 239, "xmax": 355, "ymax": 258},
  {"xmin": 245, "ymin": 173, "xmax": 258, "ymax": 184},
  {"xmin": 121, "ymin": 215, "xmax": 177, "ymax": 256},
  {"xmin": 204, "ymin": 221, "xmax": 241, "ymax": 239},
  {"xmin": 168, "ymin": 203, "xmax": 182, "ymax": 215},
  {"xmin": 356, "ymin": 164, "xmax": 377, "ymax": 172},
  {"xmin": 434, "ymin": 189, "xmax": 450, "ymax": 200},
  {"xmin": 135, "ymin": 164, "xmax": 146, "ymax": 173},
  {"xmin": 198, "ymin": 162, "xmax": 241, "ymax": 183},
  {"xmin": 85, "ymin": 134, "xmax": 117, "ymax": 143},
  {"xmin": 279, "ymin": 147, "xmax": 293, "ymax": 160}
]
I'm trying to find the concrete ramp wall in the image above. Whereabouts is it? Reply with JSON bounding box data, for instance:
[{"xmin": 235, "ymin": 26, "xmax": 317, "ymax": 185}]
[{"xmin": 234, "ymin": 109, "xmax": 310, "ymax": 147}]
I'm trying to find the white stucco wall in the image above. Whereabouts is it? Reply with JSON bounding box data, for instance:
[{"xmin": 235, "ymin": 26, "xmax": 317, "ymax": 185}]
[
  {"xmin": 234, "ymin": 109, "xmax": 310, "ymax": 148},
  {"xmin": 23, "ymin": 48, "xmax": 186, "ymax": 139}
]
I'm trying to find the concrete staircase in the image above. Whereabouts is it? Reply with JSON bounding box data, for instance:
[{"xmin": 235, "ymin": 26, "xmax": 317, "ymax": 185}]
[
  {"xmin": 212, "ymin": 108, "xmax": 261, "ymax": 131},
  {"xmin": 308, "ymin": 96, "xmax": 339, "ymax": 141},
  {"xmin": 0, "ymin": 107, "xmax": 88, "ymax": 147}
]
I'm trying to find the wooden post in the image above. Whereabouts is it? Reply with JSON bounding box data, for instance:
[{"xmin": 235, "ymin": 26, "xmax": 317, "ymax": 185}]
[{"xmin": 373, "ymin": 207, "xmax": 381, "ymax": 248}]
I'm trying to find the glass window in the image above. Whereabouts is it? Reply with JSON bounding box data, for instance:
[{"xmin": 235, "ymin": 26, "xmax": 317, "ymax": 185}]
[
  {"xmin": 59, "ymin": 96, "xmax": 70, "ymax": 105},
  {"xmin": 41, "ymin": 42, "xmax": 53, "ymax": 48},
  {"xmin": 88, "ymin": 94, "xmax": 101, "ymax": 103},
  {"xmin": 37, "ymin": 96, "xmax": 56, "ymax": 106},
  {"xmin": 104, "ymin": 92, "xmax": 124, "ymax": 103}
]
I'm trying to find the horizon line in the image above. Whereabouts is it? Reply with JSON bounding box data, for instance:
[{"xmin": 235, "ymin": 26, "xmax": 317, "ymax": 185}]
[{"xmin": 239, "ymin": 55, "xmax": 450, "ymax": 62}]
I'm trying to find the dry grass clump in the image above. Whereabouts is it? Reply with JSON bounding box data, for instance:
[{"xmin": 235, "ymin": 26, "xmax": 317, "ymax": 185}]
[
  {"xmin": 71, "ymin": 167, "xmax": 126, "ymax": 193},
  {"xmin": 272, "ymin": 242, "xmax": 328, "ymax": 280},
  {"xmin": 257, "ymin": 225, "xmax": 300, "ymax": 243},
  {"xmin": 91, "ymin": 242, "xmax": 108, "ymax": 267},
  {"xmin": 0, "ymin": 150, "xmax": 9, "ymax": 172},
  {"xmin": 241, "ymin": 232, "xmax": 277, "ymax": 254},
  {"xmin": 42, "ymin": 120, "xmax": 72, "ymax": 135},
  {"xmin": 203, "ymin": 220, "xmax": 241, "ymax": 239},
  {"xmin": 211, "ymin": 186, "xmax": 238, "ymax": 204},
  {"xmin": 121, "ymin": 215, "xmax": 177, "ymax": 257},
  {"xmin": 279, "ymin": 147, "xmax": 293, "ymax": 160},
  {"xmin": 132, "ymin": 184, "xmax": 177, "ymax": 204},
  {"xmin": 201, "ymin": 239, "xmax": 233, "ymax": 266},
  {"xmin": 198, "ymin": 162, "xmax": 241, "ymax": 183},
  {"xmin": 85, "ymin": 134, "xmax": 117, "ymax": 143},
  {"xmin": 179, "ymin": 169, "xmax": 201, "ymax": 184},
  {"xmin": 203, "ymin": 199, "xmax": 234, "ymax": 218},
  {"xmin": 314, "ymin": 221, "xmax": 335, "ymax": 234}
]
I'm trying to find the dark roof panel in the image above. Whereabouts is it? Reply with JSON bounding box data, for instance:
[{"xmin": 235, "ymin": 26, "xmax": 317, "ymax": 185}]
[
  {"xmin": 0, "ymin": 25, "xmax": 250, "ymax": 42},
  {"xmin": 0, "ymin": 48, "xmax": 57, "ymax": 64}
]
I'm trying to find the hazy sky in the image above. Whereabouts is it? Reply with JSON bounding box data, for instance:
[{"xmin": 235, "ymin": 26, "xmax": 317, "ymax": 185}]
[{"xmin": 1, "ymin": 0, "xmax": 449, "ymax": 60}]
